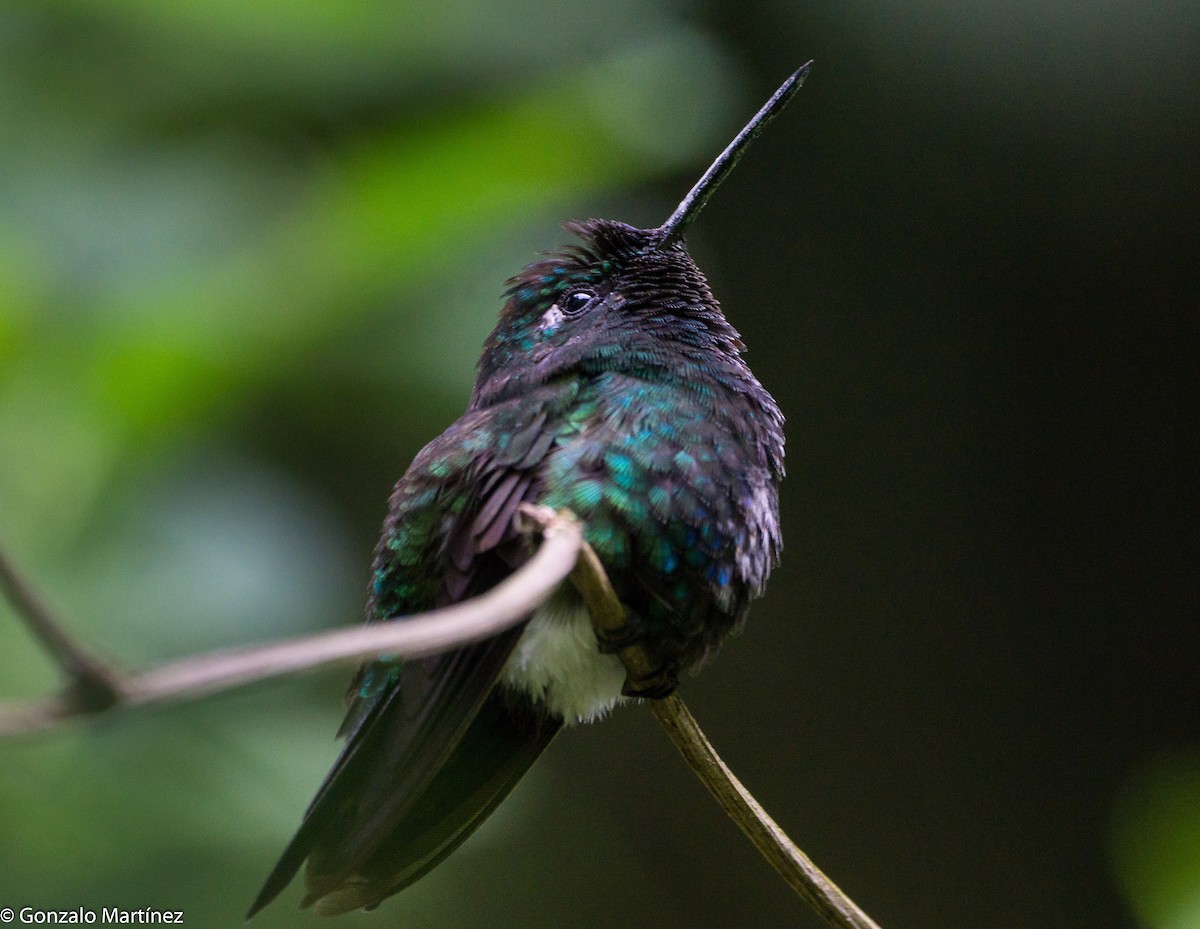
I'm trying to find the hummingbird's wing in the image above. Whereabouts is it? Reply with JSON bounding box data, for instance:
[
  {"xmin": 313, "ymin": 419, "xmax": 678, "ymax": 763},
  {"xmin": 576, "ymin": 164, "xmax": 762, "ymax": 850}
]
[
  {"xmin": 303, "ymin": 687, "xmax": 558, "ymax": 914},
  {"xmin": 249, "ymin": 401, "xmax": 563, "ymax": 917}
]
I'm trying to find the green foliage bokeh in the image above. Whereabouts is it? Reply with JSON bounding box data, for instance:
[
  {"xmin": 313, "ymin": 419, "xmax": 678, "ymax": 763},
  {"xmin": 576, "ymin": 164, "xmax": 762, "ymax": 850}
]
[
  {"xmin": 0, "ymin": 4, "xmax": 750, "ymax": 925},
  {"xmin": 1, "ymin": 2, "xmax": 1196, "ymax": 928}
]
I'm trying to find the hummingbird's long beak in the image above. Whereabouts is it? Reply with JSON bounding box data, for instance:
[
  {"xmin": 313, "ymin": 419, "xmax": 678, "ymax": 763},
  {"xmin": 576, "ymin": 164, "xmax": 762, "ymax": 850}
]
[{"xmin": 654, "ymin": 61, "xmax": 812, "ymax": 249}]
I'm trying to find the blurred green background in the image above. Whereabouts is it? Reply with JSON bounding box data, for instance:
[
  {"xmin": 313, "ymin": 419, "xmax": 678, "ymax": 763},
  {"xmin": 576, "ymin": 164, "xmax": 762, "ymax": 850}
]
[{"xmin": 1, "ymin": 1, "xmax": 1196, "ymax": 927}]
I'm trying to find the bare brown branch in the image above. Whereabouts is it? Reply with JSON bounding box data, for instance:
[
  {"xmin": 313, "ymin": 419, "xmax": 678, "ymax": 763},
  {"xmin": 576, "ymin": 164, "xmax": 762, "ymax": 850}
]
[{"xmin": 0, "ymin": 513, "xmax": 582, "ymax": 736}]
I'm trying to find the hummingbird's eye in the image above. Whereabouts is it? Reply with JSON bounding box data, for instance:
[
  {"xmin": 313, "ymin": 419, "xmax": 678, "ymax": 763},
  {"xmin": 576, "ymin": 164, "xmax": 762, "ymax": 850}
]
[{"xmin": 561, "ymin": 290, "xmax": 595, "ymax": 315}]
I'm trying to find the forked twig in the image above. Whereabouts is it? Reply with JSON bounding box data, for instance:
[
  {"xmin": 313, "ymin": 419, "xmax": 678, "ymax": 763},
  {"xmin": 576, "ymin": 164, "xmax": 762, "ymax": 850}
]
[
  {"xmin": 1, "ymin": 510, "xmax": 881, "ymax": 929},
  {"xmin": 0, "ymin": 548, "xmax": 126, "ymax": 710}
]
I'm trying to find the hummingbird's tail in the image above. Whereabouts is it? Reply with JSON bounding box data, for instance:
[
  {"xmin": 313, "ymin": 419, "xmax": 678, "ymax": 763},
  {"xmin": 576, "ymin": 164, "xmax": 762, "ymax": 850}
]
[{"xmin": 301, "ymin": 690, "xmax": 558, "ymax": 916}]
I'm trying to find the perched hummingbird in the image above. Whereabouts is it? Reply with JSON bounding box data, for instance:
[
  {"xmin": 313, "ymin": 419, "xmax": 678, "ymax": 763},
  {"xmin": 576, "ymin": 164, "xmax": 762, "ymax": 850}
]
[{"xmin": 249, "ymin": 62, "xmax": 809, "ymax": 917}]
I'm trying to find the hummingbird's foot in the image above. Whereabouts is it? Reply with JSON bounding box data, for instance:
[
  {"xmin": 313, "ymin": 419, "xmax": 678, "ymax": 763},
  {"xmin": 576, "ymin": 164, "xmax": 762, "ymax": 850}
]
[
  {"xmin": 593, "ymin": 619, "xmax": 678, "ymax": 698},
  {"xmin": 621, "ymin": 664, "xmax": 678, "ymax": 700},
  {"xmin": 593, "ymin": 622, "xmax": 643, "ymax": 654}
]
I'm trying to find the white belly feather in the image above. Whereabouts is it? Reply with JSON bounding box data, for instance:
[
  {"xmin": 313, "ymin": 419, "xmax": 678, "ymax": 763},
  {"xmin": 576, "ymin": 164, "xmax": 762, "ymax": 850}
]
[{"xmin": 499, "ymin": 590, "xmax": 628, "ymax": 725}]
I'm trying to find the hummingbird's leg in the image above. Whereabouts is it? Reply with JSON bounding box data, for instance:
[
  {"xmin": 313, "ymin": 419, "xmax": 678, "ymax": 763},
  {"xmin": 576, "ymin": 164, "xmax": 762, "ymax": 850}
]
[
  {"xmin": 591, "ymin": 617, "xmax": 678, "ymax": 697},
  {"xmin": 593, "ymin": 623, "xmax": 643, "ymax": 653},
  {"xmin": 601, "ymin": 630, "xmax": 678, "ymax": 699},
  {"xmin": 620, "ymin": 664, "xmax": 678, "ymax": 700}
]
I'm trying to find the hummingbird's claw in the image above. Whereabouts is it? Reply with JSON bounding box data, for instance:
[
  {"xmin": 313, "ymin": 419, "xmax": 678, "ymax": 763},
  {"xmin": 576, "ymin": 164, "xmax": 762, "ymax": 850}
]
[{"xmin": 620, "ymin": 665, "xmax": 678, "ymax": 700}]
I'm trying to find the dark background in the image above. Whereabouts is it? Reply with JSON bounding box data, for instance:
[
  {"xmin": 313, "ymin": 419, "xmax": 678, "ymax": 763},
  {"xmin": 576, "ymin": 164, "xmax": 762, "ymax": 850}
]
[{"xmin": 1, "ymin": 2, "xmax": 1196, "ymax": 928}]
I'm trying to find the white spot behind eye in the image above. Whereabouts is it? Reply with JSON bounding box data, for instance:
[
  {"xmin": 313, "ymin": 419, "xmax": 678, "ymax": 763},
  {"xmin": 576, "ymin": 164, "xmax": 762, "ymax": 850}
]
[{"xmin": 539, "ymin": 304, "xmax": 565, "ymax": 332}]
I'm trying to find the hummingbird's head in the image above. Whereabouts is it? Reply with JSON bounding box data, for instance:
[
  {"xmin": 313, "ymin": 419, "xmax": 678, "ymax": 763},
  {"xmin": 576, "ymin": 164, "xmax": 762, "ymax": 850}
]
[
  {"xmin": 468, "ymin": 62, "xmax": 811, "ymax": 410},
  {"xmin": 469, "ymin": 217, "xmax": 746, "ymax": 408}
]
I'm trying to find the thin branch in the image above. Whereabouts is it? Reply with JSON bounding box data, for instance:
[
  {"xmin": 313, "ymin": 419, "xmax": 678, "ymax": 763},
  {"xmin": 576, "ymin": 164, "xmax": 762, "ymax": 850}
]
[
  {"xmin": 530, "ymin": 505, "xmax": 883, "ymax": 929},
  {"xmin": 0, "ymin": 513, "xmax": 582, "ymax": 736},
  {"xmin": 649, "ymin": 695, "xmax": 883, "ymax": 929},
  {"xmin": 0, "ymin": 547, "xmax": 126, "ymax": 709}
]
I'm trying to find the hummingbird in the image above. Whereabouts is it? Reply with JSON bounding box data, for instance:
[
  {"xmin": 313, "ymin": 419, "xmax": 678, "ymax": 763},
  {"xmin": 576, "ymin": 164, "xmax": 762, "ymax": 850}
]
[{"xmin": 248, "ymin": 62, "xmax": 809, "ymax": 918}]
